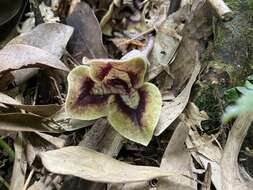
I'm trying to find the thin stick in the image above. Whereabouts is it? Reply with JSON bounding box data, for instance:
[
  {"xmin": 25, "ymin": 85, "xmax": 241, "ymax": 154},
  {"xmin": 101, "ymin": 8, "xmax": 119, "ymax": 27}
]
[
  {"xmin": 22, "ymin": 168, "xmax": 35, "ymax": 190},
  {"xmin": 119, "ymin": 27, "xmax": 155, "ymax": 46}
]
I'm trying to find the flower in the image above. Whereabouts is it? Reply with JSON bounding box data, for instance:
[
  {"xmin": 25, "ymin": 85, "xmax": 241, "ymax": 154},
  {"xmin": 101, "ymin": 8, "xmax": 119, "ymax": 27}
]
[{"xmin": 65, "ymin": 51, "xmax": 162, "ymax": 145}]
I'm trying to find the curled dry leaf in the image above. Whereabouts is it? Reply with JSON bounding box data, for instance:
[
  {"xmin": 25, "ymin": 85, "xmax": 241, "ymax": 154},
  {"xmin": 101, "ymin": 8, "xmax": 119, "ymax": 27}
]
[
  {"xmin": 66, "ymin": 2, "xmax": 107, "ymax": 62},
  {"xmin": 40, "ymin": 146, "xmax": 177, "ymax": 183},
  {"xmin": 0, "ymin": 44, "xmax": 69, "ymax": 74},
  {"xmin": 8, "ymin": 23, "xmax": 74, "ymax": 58},
  {"xmin": 65, "ymin": 51, "xmax": 162, "ymax": 145},
  {"xmin": 0, "ymin": 23, "xmax": 73, "ymax": 89}
]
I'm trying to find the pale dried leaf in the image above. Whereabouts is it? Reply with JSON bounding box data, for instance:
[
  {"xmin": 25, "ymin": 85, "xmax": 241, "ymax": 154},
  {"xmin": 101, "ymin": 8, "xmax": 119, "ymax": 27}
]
[
  {"xmin": 108, "ymin": 182, "xmax": 149, "ymax": 190},
  {"xmin": 28, "ymin": 179, "xmax": 52, "ymax": 190},
  {"xmin": 0, "ymin": 113, "xmax": 62, "ymax": 132},
  {"xmin": 155, "ymin": 59, "xmax": 200, "ymax": 135},
  {"xmin": 40, "ymin": 146, "xmax": 177, "ymax": 183},
  {"xmin": 10, "ymin": 134, "xmax": 27, "ymax": 190},
  {"xmin": 0, "ymin": 44, "xmax": 69, "ymax": 74},
  {"xmin": 186, "ymin": 129, "xmax": 222, "ymax": 190},
  {"xmin": 0, "ymin": 93, "xmax": 62, "ymax": 117},
  {"xmin": 0, "ymin": 92, "xmax": 20, "ymax": 105},
  {"xmin": 8, "ymin": 23, "xmax": 73, "ymax": 58},
  {"xmin": 35, "ymin": 132, "xmax": 65, "ymax": 148},
  {"xmin": 158, "ymin": 117, "xmax": 197, "ymax": 190}
]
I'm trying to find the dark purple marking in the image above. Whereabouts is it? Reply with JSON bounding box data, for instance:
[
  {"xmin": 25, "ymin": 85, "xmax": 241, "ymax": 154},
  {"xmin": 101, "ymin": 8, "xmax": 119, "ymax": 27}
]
[
  {"xmin": 115, "ymin": 89, "xmax": 146, "ymax": 128},
  {"xmin": 97, "ymin": 63, "xmax": 112, "ymax": 80},
  {"xmin": 106, "ymin": 78, "xmax": 131, "ymax": 94},
  {"xmin": 127, "ymin": 71, "xmax": 138, "ymax": 87},
  {"xmin": 76, "ymin": 77, "xmax": 108, "ymax": 105}
]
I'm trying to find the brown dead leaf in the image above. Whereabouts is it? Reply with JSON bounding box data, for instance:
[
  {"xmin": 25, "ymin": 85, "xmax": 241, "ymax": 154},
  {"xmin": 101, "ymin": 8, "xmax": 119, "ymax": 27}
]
[
  {"xmin": 0, "ymin": 44, "xmax": 69, "ymax": 74},
  {"xmin": 66, "ymin": 2, "xmax": 107, "ymax": 62},
  {"xmin": 40, "ymin": 146, "xmax": 177, "ymax": 183}
]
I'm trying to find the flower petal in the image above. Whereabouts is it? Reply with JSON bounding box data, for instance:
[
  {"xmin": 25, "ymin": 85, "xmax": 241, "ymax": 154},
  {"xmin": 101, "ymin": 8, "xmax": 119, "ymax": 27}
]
[
  {"xmin": 107, "ymin": 82, "xmax": 162, "ymax": 146},
  {"xmin": 88, "ymin": 51, "xmax": 148, "ymax": 89},
  {"xmin": 65, "ymin": 65, "xmax": 109, "ymax": 120}
]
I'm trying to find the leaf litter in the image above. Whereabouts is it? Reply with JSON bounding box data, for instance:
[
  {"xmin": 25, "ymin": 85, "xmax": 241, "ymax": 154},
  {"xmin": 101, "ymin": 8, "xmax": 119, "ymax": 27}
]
[{"xmin": 1, "ymin": 0, "xmax": 253, "ymax": 190}]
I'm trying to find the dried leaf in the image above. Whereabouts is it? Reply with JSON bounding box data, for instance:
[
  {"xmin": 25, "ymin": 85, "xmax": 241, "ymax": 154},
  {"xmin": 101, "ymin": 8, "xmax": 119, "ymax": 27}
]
[
  {"xmin": 66, "ymin": 2, "xmax": 107, "ymax": 62},
  {"xmin": 0, "ymin": 44, "xmax": 69, "ymax": 74},
  {"xmin": 186, "ymin": 128, "xmax": 222, "ymax": 190},
  {"xmin": 155, "ymin": 58, "xmax": 200, "ymax": 136},
  {"xmin": 0, "ymin": 92, "xmax": 62, "ymax": 117},
  {"xmin": 8, "ymin": 23, "xmax": 74, "ymax": 58},
  {"xmin": 35, "ymin": 132, "xmax": 65, "ymax": 148},
  {"xmin": 158, "ymin": 117, "xmax": 197, "ymax": 190},
  {"xmin": 40, "ymin": 146, "xmax": 177, "ymax": 183},
  {"xmin": 10, "ymin": 134, "xmax": 27, "ymax": 190},
  {"xmin": 0, "ymin": 113, "xmax": 62, "ymax": 132}
]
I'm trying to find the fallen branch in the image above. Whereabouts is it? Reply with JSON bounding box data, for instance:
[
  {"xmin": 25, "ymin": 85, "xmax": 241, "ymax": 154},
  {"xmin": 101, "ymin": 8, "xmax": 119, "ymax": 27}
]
[
  {"xmin": 207, "ymin": 0, "xmax": 233, "ymax": 21},
  {"xmin": 221, "ymin": 112, "xmax": 253, "ymax": 190}
]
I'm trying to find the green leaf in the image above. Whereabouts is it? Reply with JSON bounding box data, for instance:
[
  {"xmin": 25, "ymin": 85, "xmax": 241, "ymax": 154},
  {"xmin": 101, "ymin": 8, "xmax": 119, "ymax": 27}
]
[{"xmin": 223, "ymin": 92, "xmax": 253, "ymax": 123}]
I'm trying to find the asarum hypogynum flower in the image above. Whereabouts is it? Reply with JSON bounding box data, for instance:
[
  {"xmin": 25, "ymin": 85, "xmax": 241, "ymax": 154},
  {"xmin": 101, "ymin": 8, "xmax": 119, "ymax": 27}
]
[{"xmin": 65, "ymin": 51, "xmax": 162, "ymax": 145}]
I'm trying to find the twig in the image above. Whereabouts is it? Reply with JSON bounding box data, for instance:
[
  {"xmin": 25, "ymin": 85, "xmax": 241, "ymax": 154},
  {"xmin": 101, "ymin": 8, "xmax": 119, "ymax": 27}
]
[
  {"xmin": 22, "ymin": 168, "xmax": 35, "ymax": 190},
  {"xmin": 0, "ymin": 137, "xmax": 15, "ymax": 160},
  {"xmin": 68, "ymin": 0, "xmax": 80, "ymax": 15},
  {"xmin": 29, "ymin": 0, "xmax": 44, "ymax": 25},
  {"xmin": 119, "ymin": 27, "xmax": 155, "ymax": 46},
  {"xmin": 207, "ymin": 0, "xmax": 233, "ymax": 21},
  {"xmin": 141, "ymin": 34, "xmax": 155, "ymax": 57},
  {"xmin": 49, "ymin": 77, "xmax": 64, "ymax": 104}
]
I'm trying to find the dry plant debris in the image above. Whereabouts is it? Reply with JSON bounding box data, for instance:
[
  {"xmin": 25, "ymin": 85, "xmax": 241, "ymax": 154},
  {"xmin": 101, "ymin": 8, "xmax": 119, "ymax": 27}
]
[{"xmin": 0, "ymin": 0, "xmax": 253, "ymax": 190}]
